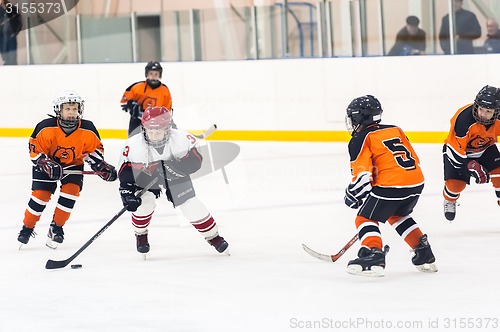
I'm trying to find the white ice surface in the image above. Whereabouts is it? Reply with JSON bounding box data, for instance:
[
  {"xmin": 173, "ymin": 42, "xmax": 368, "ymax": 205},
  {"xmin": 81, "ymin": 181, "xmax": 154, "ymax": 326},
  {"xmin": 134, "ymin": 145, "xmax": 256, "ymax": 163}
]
[{"xmin": 1, "ymin": 138, "xmax": 499, "ymax": 332}]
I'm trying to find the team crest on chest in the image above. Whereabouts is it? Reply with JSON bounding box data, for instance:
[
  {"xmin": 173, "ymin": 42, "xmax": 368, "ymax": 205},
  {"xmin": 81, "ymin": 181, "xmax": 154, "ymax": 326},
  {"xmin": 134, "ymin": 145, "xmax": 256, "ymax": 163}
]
[
  {"xmin": 54, "ymin": 146, "xmax": 76, "ymax": 164},
  {"xmin": 467, "ymin": 135, "xmax": 494, "ymax": 151}
]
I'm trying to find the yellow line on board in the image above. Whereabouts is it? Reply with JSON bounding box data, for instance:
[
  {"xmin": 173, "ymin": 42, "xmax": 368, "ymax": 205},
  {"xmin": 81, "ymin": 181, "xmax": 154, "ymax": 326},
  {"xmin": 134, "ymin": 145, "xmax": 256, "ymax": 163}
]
[
  {"xmin": 0, "ymin": 128, "xmax": 449, "ymax": 143},
  {"xmin": 0, "ymin": 128, "xmax": 33, "ymax": 137},
  {"xmin": 405, "ymin": 131, "xmax": 448, "ymax": 144}
]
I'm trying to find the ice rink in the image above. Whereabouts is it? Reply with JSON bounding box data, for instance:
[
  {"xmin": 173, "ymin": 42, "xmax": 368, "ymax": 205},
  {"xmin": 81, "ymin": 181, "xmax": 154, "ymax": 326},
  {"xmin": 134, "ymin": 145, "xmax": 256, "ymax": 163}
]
[{"xmin": 1, "ymin": 137, "xmax": 499, "ymax": 332}]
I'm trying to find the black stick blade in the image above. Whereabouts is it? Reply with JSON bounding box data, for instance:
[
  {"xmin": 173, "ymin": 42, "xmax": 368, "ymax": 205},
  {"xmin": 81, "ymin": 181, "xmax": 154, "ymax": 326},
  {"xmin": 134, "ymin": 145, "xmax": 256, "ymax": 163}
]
[{"xmin": 45, "ymin": 259, "xmax": 69, "ymax": 269}]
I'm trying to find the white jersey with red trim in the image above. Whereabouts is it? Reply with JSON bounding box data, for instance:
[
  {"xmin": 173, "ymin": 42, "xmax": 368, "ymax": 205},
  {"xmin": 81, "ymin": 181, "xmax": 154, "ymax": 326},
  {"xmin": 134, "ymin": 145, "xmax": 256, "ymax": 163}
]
[{"xmin": 119, "ymin": 129, "xmax": 199, "ymax": 166}]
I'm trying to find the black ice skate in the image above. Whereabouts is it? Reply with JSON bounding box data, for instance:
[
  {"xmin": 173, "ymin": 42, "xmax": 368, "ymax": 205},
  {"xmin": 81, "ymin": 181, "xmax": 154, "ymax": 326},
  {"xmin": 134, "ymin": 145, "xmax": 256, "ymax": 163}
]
[
  {"xmin": 443, "ymin": 199, "xmax": 458, "ymax": 221},
  {"xmin": 347, "ymin": 245, "xmax": 390, "ymax": 277},
  {"xmin": 136, "ymin": 233, "xmax": 150, "ymax": 256},
  {"xmin": 412, "ymin": 234, "xmax": 438, "ymax": 273},
  {"xmin": 208, "ymin": 235, "xmax": 229, "ymax": 254},
  {"xmin": 46, "ymin": 221, "xmax": 64, "ymax": 249},
  {"xmin": 18, "ymin": 226, "xmax": 36, "ymax": 247}
]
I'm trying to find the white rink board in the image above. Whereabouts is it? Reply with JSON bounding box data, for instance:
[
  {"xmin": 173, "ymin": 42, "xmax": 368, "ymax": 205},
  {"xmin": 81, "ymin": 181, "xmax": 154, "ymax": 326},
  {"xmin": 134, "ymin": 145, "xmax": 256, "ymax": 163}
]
[{"xmin": 2, "ymin": 55, "xmax": 500, "ymax": 132}]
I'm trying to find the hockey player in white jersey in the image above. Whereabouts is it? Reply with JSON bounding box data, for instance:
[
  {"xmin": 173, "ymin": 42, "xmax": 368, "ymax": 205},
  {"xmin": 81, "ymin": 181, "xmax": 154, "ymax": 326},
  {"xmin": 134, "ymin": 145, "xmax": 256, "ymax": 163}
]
[{"xmin": 118, "ymin": 106, "xmax": 229, "ymax": 255}]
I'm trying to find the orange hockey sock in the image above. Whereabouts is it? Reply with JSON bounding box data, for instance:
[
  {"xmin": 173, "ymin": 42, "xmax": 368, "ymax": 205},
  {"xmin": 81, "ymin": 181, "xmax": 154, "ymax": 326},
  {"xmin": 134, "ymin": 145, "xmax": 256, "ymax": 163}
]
[
  {"xmin": 23, "ymin": 190, "xmax": 52, "ymax": 229},
  {"xmin": 355, "ymin": 215, "xmax": 382, "ymax": 250},
  {"xmin": 388, "ymin": 215, "xmax": 423, "ymax": 249},
  {"xmin": 443, "ymin": 179, "xmax": 466, "ymax": 201}
]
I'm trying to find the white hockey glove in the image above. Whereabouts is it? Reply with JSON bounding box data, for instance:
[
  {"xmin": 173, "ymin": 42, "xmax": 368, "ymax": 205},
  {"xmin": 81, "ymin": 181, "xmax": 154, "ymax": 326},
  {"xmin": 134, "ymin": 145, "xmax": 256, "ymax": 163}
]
[{"xmin": 344, "ymin": 173, "xmax": 372, "ymax": 209}]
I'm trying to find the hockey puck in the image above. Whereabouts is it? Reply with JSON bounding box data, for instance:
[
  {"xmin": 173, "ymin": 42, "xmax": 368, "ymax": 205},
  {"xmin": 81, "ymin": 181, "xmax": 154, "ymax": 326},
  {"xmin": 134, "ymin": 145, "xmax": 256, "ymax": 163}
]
[{"xmin": 70, "ymin": 264, "xmax": 82, "ymax": 269}]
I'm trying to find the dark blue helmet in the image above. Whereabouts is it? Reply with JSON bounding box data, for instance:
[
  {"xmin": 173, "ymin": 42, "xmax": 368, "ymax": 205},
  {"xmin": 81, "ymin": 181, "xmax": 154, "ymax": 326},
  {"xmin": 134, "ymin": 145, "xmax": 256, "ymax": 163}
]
[
  {"xmin": 473, "ymin": 85, "xmax": 500, "ymax": 125},
  {"xmin": 346, "ymin": 95, "xmax": 383, "ymax": 134},
  {"xmin": 145, "ymin": 61, "xmax": 163, "ymax": 77}
]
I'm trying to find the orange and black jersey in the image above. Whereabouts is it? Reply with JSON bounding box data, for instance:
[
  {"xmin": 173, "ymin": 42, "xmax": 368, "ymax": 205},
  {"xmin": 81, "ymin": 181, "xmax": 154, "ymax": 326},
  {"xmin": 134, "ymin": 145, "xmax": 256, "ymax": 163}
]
[
  {"xmin": 445, "ymin": 104, "xmax": 500, "ymax": 159},
  {"xmin": 120, "ymin": 81, "xmax": 172, "ymax": 111},
  {"xmin": 29, "ymin": 118, "xmax": 105, "ymax": 167},
  {"xmin": 348, "ymin": 124, "xmax": 424, "ymax": 199}
]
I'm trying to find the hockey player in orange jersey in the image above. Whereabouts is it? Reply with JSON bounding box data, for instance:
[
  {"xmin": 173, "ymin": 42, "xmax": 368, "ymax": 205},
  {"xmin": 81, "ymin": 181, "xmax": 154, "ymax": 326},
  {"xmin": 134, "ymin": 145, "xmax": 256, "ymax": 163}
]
[
  {"xmin": 442, "ymin": 85, "xmax": 500, "ymax": 221},
  {"xmin": 120, "ymin": 61, "xmax": 173, "ymax": 136},
  {"xmin": 343, "ymin": 95, "xmax": 437, "ymax": 276},
  {"xmin": 18, "ymin": 90, "xmax": 117, "ymax": 249}
]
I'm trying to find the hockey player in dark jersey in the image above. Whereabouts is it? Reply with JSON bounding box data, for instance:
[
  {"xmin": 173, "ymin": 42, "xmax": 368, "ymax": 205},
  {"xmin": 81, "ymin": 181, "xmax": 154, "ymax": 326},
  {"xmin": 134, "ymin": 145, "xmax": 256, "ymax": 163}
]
[
  {"xmin": 344, "ymin": 95, "xmax": 437, "ymax": 276},
  {"xmin": 17, "ymin": 90, "xmax": 117, "ymax": 249},
  {"xmin": 442, "ymin": 85, "xmax": 500, "ymax": 221}
]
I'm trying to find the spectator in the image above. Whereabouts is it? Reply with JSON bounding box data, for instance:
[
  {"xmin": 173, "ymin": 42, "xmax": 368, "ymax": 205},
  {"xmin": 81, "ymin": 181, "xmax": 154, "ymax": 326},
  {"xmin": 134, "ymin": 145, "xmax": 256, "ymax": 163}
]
[
  {"xmin": 0, "ymin": 0, "xmax": 22, "ymax": 65},
  {"xmin": 388, "ymin": 16, "xmax": 426, "ymax": 56},
  {"xmin": 483, "ymin": 18, "xmax": 500, "ymax": 53},
  {"xmin": 438, "ymin": 0, "xmax": 481, "ymax": 55}
]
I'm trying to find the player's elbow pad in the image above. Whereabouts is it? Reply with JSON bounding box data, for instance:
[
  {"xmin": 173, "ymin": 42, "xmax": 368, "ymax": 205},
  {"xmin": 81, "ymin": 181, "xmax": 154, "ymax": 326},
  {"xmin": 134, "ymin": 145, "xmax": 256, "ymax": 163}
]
[{"xmin": 178, "ymin": 148, "xmax": 203, "ymax": 174}]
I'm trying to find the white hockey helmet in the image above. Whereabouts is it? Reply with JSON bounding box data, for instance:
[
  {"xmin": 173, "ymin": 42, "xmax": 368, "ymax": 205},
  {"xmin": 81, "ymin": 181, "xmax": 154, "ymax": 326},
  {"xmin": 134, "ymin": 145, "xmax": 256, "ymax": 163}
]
[{"xmin": 53, "ymin": 90, "xmax": 84, "ymax": 129}]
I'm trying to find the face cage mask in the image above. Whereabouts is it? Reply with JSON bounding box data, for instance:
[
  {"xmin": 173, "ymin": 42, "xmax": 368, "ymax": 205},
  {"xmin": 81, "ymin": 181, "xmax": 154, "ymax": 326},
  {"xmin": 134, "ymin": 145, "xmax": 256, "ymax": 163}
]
[
  {"xmin": 57, "ymin": 104, "xmax": 82, "ymax": 130},
  {"xmin": 345, "ymin": 115, "xmax": 359, "ymax": 135},
  {"xmin": 142, "ymin": 127, "xmax": 171, "ymax": 148},
  {"xmin": 473, "ymin": 104, "xmax": 499, "ymax": 125}
]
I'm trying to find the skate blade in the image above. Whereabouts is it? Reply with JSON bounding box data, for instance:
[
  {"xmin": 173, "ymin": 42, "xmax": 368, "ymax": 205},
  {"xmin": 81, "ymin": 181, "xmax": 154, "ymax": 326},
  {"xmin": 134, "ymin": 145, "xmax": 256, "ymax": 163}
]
[
  {"xmin": 142, "ymin": 253, "xmax": 147, "ymax": 260},
  {"xmin": 347, "ymin": 264, "xmax": 385, "ymax": 277},
  {"xmin": 46, "ymin": 238, "xmax": 58, "ymax": 250},
  {"xmin": 415, "ymin": 262, "xmax": 438, "ymax": 273}
]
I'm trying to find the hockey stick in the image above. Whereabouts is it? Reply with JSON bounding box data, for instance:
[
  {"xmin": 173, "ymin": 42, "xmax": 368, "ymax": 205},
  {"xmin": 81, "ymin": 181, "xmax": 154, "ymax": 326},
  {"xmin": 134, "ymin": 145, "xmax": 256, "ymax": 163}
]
[
  {"xmin": 192, "ymin": 124, "xmax": 217, "ymax": 139},
  {"xmin": 63, "ymin": 170, "xmax": 100, "ymax": 175},
  {"xmin": 302, "ymin": 233, "xmax": 359, "ymax": 263},
  {"xmin": 45, "ymin": 177, "xmax": 159, "ymax": 270}
]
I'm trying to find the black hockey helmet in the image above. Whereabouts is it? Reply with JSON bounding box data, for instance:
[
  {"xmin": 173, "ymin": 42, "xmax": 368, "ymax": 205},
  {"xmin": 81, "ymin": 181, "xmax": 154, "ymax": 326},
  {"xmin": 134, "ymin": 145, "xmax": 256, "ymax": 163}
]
[
  {"xmin": 473, "ymin": 85, "xmax": 500, "ymax": 125},
  {"xmin": 345, "ymin": 95, "xmax": 383, "ymax": 135},
  {"xmin": 145, "ymin": 61, "xmax": 163, "ymax": 77}
]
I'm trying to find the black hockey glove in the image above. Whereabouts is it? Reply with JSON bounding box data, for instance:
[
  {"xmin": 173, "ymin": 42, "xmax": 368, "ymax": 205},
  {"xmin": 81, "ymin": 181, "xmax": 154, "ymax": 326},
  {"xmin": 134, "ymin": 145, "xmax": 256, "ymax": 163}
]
[
  {"xmin": 119, "ymin": 183, "xmax": 142, "ymax": 212},
  {"xmin": 36, "ymin": 156, "xmax": 63, "ymax": 180},
  {"xmin": 91, "ymin": 160, "xmax": 117, "ymax": 182},
  {"xmin": 468, "ymin": 160, "xmax": 489, "ymax": 184},
  {"xmin": 123, "ymin": 100, "xmax": 141, "ymax": 118}
]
